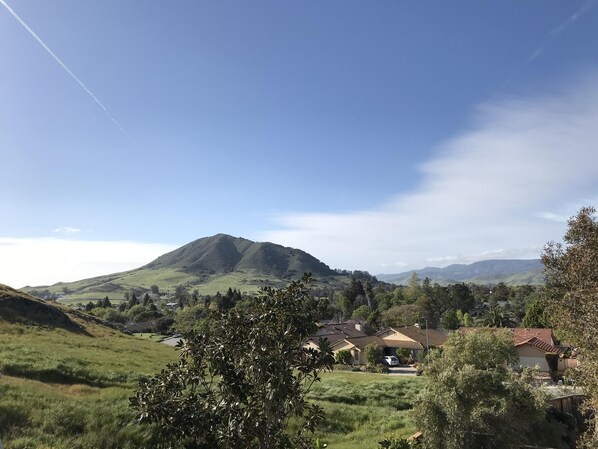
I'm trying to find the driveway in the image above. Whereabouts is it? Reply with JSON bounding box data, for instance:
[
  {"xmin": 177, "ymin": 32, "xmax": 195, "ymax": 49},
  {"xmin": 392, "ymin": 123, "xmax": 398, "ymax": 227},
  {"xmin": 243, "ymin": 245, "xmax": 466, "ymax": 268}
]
[{"xmin": 388, "ymin": 365, "xmax": 417, "ymax": 376}]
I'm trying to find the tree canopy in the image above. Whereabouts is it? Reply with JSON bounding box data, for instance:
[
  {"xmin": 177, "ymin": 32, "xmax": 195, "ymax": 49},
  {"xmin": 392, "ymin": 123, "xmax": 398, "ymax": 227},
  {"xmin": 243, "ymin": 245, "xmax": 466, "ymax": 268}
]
[
  {"xmin": 543, "ymin": 206, "xmax": 598, "ymax": 448},
  {"xmin": 413, "ymin": 328, "xmax": 548, "ymax": 449},
  {"xmin": 131, "ymin": 274, "xmax": 334, "ymax": 449}
]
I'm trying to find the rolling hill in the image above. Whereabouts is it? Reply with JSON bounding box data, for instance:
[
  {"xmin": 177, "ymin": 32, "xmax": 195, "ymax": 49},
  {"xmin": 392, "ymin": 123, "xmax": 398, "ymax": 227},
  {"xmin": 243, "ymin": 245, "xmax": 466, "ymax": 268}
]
[
  {"xmin": 26, "ymin": 234, "xmax": 345, "ymax": 302},
  {"xmin": 376, "ymin": 259, "xmax": 545, "ymax": 286}
]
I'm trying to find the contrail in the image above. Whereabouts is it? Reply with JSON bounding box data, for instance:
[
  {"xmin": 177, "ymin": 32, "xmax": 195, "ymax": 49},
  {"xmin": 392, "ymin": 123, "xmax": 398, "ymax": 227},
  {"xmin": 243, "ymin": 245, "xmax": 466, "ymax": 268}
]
[
  {"xmin": 0, "ymin": 0, "xmax": 126, "ymax": 134},
  {"xmin": 551, "ymin": 0, "xmax": 598, "ymax": 35}
]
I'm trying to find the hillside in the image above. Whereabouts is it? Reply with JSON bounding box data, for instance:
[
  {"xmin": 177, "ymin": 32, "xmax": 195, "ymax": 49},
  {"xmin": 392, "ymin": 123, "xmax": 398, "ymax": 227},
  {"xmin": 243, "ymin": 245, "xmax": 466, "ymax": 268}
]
[
  {"xmin": 0, "ymin": 282, "xmax": 179, "ymax": 447},
  {"xmin": 0, "ymin": 283, "xmax": 81, "ymax": 331},
  {"xmin": 26, "ymin": 234, "xmax": 346, "ymax": 303},
  {"xmin": 377, "ymin": 259, "xmax": 545, "ymax": 286}
]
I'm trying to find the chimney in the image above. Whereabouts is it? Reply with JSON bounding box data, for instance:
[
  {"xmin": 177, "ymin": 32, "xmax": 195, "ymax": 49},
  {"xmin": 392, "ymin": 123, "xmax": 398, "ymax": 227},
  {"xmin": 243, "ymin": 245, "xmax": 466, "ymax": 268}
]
[{"xmin": 355, "ymin": 322, "xmax": 363, "ymax": 332}]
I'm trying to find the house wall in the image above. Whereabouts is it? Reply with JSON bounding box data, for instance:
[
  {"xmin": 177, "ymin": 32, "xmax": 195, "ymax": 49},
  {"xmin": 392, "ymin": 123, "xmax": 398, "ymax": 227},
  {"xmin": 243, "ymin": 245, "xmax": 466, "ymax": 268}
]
[
  {"xmin": 517, "ymin": 344, "xmax": 550, "ymax": 372},
  {"xmin": 557, "ymin": 358, "xmax": 579, "ymax": 371}
]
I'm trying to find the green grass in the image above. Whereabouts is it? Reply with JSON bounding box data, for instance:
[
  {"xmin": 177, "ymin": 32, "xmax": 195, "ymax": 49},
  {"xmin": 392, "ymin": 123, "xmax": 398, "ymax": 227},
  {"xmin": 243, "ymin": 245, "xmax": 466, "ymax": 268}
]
[
  {"xmin": 0, "ymin": 317, "xmax": 423, "ymax": 449},
  {"xmin": 0, "ymin": 287, "xmax": 419, "ymax": 449},
  {"xmin": 0, "ymin": 314, "xmax": 179, "ymax": 448},
  {"xmin": 29, "ymin": 268, "xmax": 349, "ymax": 304},
  {"xmin": 308, "ymin": 372, "xmax": 424, "ymax": 449},
  {"xmin": 133, "ymin": 332, "xmax": 165, "ymax": 342}
]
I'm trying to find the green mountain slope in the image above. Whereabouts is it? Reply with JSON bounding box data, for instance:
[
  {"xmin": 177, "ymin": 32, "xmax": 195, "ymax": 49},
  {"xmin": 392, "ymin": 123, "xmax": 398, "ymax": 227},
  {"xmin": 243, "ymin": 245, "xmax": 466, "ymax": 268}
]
[
  {"xmin": 377, "ymin": 259, "xmax": 545, "ymax": 286},
  {"xmin": 27, "ymin": 234, "xmax": 345, "ymax": 302},
  {"xmin": 0, "ymin": 282, "xmax": 178, "ymax": 447}
]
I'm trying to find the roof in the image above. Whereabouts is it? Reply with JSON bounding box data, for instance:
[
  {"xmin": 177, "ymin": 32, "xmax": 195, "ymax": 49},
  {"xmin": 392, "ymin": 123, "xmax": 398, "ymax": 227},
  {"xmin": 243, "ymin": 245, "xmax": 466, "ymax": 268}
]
[
  {"xmin": 314, "ymin": 322, "xmax": 366, "ymax": 339},
  {"xmin": 460, "ymin": 327, "xmax": 559, "ymax": 352},
  {"xmin": 379, "ymin": 326, "xmax": 447, "ymax": 347},
  {"xmin": 510, "ymin": 328, "xmax": 555, "ymax": 346},
  {"xmin": 331, "ymin": 335, "xmax": 386, "ymax": 351},
  {"xmin": 516, "ymin": 336, "xmax": 562, "ymax": 354}
]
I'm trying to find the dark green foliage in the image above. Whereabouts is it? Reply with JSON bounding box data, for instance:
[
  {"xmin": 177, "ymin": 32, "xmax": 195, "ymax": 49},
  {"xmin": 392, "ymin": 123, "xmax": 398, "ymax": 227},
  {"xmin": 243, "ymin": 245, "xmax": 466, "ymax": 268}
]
[
  {"xmin": 522, "ymin": 297, "xmax": 548, "ymax": 328},
  {"xmin": 378, "ymin": 437, "xmax": 412, "ymax": 449},
  {"xmin": 132, "ymin": 274, "xmax": 335, "ymax": 449},
  {"xmin": 542, "ymin": 207, "xmax": 598, "ymax": 448},
  {"xmin": 413, "ymin": 329, "xmax": 549, "ymax": 449},
  {"xmin": 364, "ymin": 344, "xmax": 382, "ymax": 366},
  {"xmin": 440, "ymin": 308, "xmax": 460, "ymax": 330},
  {"xmin": 334, "ymin": 349, "xmax": 352, "ymax": 365}
]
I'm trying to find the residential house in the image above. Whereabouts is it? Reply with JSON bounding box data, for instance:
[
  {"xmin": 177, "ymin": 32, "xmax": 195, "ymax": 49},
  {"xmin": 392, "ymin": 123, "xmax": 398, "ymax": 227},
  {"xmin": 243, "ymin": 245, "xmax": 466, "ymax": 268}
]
[
  {"xmin": 307, "ymin": 322, "xmax": 447, "ymax": 364},
  {"xmin": 305, "ymin": 319, "xmax": 367, "ymax": 350},
  {"xmin": 376, "ymin": 326, "xmax": 448, "ymax": 360},
  {"xmin": 461, "ymin": 327, "xmax": 567, "ymax": 372},
  {"xmin": 330, "ymin": 335, "xmax": 387, "ymax": 365}
]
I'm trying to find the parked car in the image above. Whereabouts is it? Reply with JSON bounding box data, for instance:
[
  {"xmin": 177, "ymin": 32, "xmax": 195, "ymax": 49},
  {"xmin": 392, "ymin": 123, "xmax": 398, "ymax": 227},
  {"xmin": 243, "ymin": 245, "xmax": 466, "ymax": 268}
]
[{"xmin": 383, "ymin": 355, "xmax": 400, "ymax": 366}]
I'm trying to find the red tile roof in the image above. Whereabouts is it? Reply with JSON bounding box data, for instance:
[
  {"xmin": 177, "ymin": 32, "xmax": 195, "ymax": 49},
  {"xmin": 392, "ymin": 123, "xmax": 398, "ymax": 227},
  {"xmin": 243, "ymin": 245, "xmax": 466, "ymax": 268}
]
[
  {"xmin": 510, "ymin": 328, "xmax": 555, "ymax": 346},
  {"xmin": 516, "ymin": 336, "xmax": 562, "ymax": 354}
]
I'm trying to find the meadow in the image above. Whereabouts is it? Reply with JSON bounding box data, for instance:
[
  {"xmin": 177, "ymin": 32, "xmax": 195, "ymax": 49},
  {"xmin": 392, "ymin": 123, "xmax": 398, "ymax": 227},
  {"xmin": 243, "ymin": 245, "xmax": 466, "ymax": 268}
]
[{"xmin": 0, "ymin": 314, "xmax": 423, "ymax": 449}]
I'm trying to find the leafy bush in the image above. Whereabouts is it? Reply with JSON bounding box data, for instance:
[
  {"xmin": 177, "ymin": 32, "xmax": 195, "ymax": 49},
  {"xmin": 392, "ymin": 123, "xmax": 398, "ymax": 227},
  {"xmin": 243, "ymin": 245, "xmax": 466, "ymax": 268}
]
[
  {"xmin": 365, "ymin": 344, "xmax": 382, "ymax": 366},
  {"xmin": 335, "ymin": 349, "xmax": 352, "ymax": 365}
]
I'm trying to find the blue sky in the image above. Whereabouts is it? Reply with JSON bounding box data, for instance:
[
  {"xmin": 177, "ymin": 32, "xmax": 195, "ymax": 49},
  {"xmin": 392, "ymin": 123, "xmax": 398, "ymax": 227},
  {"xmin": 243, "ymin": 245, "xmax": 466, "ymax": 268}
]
[{"xmin": 1, "ymin": 0, "xmax": 598, "ymax": 287}]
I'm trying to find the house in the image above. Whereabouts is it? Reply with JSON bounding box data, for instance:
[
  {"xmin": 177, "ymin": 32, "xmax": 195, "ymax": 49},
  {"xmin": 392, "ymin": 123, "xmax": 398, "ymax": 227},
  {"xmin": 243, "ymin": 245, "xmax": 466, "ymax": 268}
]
[
  {"xmin": 330, "ymin": 335, "xmax": 387, "ymax": 365},
  {"xmin": 376, "ymin": 326, "xmax": 448, "ymax": 360},
  {"xmin": 510, "ymin": 328, "xmax": 562, "ymax": 372},
  {"xmin": 305, "ymin": 319, "xmax": 367, "ymax": 350},
  {"xmin": 307, "ymin": 322, "xmax": 447, "ymax": 364},
  {"xmin": 461, "ymin": 327, "xmax": 566, "ymax": 372}
]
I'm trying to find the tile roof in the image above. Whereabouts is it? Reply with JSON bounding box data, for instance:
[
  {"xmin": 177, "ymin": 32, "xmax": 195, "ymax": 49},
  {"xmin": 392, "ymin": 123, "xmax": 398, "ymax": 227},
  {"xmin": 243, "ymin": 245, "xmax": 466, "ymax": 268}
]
[
  {"xmin": 509, "ymin": 328, "xmax": 555, "ymax": 346},
  {"xmin": 516, "ymin": 336, "xmax": 562, "ymax": 354}
]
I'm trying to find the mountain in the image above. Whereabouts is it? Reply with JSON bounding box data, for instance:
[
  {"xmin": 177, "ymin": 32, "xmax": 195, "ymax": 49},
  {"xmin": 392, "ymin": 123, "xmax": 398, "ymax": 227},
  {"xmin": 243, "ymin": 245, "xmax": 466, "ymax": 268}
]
[
  {"xmin": 26, "ymin": 234, "xmax": 344, "ymax": 302},
  {"xmin": 376, "ymin": 259, "xmax": 545, "ymax": 286},
  {"xmin": 144, "ymin": 233, "xmax": 337, "ymax": 277}
]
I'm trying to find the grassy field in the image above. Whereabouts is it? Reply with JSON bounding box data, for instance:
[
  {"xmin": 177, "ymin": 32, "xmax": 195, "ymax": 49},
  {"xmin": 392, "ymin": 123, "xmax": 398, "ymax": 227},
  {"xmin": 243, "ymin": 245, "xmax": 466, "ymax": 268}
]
[
  {"xmin": 0, "ymin": 313, "xmax": 179, "ymax": 449},
  {"xmin": 310, "ymin": 372, "xmax": 423, "ymax": 449},
  {"xmin": 0, "ymin": 318, "xmax": 423, "ymax": 448},
  {"xmin": 29, "ymin": 268, "xmax": 350, "ymax": 304},
  {"xmin": 0, "ymin": 285, "xmax": 421, "ymax": 448}
]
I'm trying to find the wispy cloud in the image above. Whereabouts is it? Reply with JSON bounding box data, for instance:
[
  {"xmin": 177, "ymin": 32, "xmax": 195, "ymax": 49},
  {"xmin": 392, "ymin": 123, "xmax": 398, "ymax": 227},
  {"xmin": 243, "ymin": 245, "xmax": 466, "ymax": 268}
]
[
  {"xmin": 551, "ymin": 0, "xmax": 597, "ymax": 35},
  {"xmin": 0, "ymin": 0, "xmax": 126, "ymax": 134},
  {"xmin": 0, "ymin": 238, "xmax": 177, "ymax": 288},
  {"xmin": 261, "ymin": 73, "xmax": 598, "ymax": 273},
  {"xmin": 53, "ymin": 226, "xmax": 82, "ymax": 235}
]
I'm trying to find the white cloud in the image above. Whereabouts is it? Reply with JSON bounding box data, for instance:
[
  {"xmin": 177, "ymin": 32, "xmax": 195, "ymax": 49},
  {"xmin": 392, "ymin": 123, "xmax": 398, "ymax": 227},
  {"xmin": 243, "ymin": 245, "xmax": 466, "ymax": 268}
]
[
  {"xmin": 0, "ymin": 237, "xmax": 177, "ymax": 288},
  {"xmin": 261, "ymin": 73, "xmax": 598, "ymax": 274},
  {"xmin": 53, "ymin": 226, "xmax": 82, "ymax": 235}
]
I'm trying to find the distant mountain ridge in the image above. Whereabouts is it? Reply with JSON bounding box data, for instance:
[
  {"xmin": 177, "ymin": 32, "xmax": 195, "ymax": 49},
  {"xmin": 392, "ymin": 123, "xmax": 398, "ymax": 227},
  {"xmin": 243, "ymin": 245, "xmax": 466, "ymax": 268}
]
[
  {"xmin": 144, "ymin": 233, "xmax": 338, "ymax": 278},
  {"xmin": 25, "ymin": 234, "xmax": 343, "ymax": 301},
  {"xmin": 377, "ymin": 259, "xmax": 544, "ymax": 286}
]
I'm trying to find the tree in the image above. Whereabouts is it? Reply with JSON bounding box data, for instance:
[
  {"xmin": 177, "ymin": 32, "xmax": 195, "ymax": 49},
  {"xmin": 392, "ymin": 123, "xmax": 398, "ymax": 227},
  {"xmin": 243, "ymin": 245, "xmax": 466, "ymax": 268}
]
[
  {"xmin": 351, "ymin": 305, "xmax": 371, "ymax": 320},
  {"xmin": 381, "ymin": 304, "xmax": 420, "ymax": 328},
  {"xmin": 150, "ymin": 284, "xmax": 160, "ymax": 295},
  {"xmin": 479, "ymin": 304, "xmax": 515, "ymax": 328},
  {"xmin": 542, "ymin": 207, "xmax": 598, "ymax": 447},
  {"xmin": 413, "ymin": 329, "xmax": 547, "ymax": 449},
  {"xmin": 132, "ymin": 274, "xmax": 335, "ymax": 449},
  {"xmin": 335, "ymin": 349, "xmax": 353, "ymax": 365},
  {"xmin": 440, "ymin": 308, "xmax": 460, "ymax": 330},
  {"xmin": 364, "ymin": 343, "xmax": 381, "ymax": 366}
]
